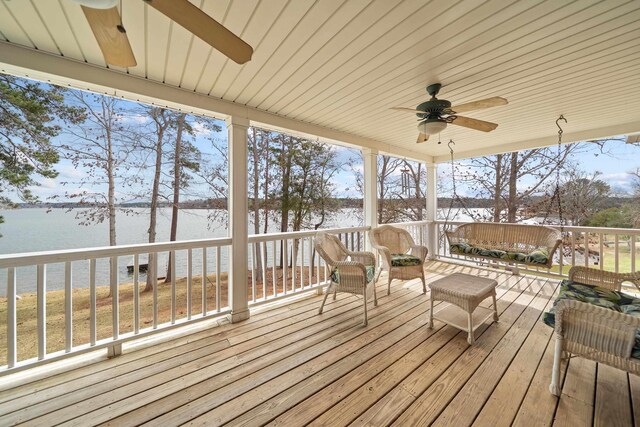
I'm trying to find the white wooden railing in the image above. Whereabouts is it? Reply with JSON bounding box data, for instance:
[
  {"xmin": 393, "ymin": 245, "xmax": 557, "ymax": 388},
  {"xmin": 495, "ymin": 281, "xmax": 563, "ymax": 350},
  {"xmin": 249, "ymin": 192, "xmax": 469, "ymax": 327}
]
[
  {"xmin": 0, "ymin": 237, "xmax": 231, "ymax": 372},
  {"xmin": 247, "ymin": 226, "xmax": 369, "ymax": 305},
  {"xmin": 1, "ymin": 219, "xmax": 636, "ymax": 374}
]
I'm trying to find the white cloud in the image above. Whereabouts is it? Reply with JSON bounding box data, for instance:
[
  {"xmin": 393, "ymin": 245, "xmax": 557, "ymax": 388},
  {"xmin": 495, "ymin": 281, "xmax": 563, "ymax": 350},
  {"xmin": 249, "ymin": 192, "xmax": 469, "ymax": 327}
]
[{"xmin": 192, "ymin": 121, "xmax": 212, "ymax": 137}]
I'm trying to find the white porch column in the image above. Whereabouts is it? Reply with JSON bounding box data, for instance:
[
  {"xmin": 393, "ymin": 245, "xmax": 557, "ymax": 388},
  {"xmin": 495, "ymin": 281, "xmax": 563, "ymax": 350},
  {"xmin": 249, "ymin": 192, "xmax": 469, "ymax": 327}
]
[
  {"xmin": 227, "ymin": 116, "xmax": 250, "ymax": 323},
  {"xmin": 363, "ymin": 148, "xmax": 378, "ymax": 248},
  {"xmin": 426, "ymin": 163, "xmax": 438, "ymax": 260}
]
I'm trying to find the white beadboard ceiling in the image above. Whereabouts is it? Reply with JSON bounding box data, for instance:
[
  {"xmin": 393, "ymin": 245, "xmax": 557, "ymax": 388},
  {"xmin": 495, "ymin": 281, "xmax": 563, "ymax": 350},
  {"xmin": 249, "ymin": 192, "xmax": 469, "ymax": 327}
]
[{"xmin": 1, "ymin": 0, "xmax": 640, "ymax": 161}]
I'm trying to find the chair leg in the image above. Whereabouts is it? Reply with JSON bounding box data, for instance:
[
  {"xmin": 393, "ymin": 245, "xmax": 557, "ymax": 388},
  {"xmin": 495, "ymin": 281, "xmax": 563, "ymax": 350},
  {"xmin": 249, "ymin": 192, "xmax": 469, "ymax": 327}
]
[
  {"xmin": 373, "ymin": 282, "xmax": 378, "ymax": 307},
  {"xmin": 549, "ymin": 333, "xmax": 563, "ymax": 396},
  {"xmin": 375, "ymin": 267, "xmax": 383, "ymax": 283},
  {"xmin": 318, "ymin": 286, "xmax": 331, "ymax": 314},
  {"xmin": 363, "ymin": 294, "xmax": 368, "ymax": 326},
  {"xmin": 492, "ymin": 293, "xmax": 499, "ymax": 322},
  {"xmin": 421, "ymin": 271, "xmax": 427, "ymax": 295},
  {"xmin": 387, "ymin": 275, "xmax": 392, "ymax": 296},
  {"xmin": 333, "ymin": 288, "xmax": 337, "ymax": 301},
  {"xmin": 428, "ymin": 295, "xmax": 434, "ymax": 329}
]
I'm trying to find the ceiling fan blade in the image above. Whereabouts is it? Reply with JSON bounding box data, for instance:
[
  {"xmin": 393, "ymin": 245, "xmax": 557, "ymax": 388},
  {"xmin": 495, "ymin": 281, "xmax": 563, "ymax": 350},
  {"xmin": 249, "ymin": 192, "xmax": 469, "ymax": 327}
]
[
  {"xmin": 451, "ymin": 116, "xmax": 498, "ymax": 132},
  {"xmin": 144, "ymin": 0, "xmax": 253, "ymax": 64},
  {"xmin": 627, "ymin": 134, "xmax": 640, "ymax": 144},
  {"xmin": 392, "ymin": 107, "xmax": 427, "ymax": 114},
  {"xmin": 81, "ymin": 6, "xmax": 137, "ymax": 67},
  {"xmin": 451, "ymin": 97, "xmax": 508, "ymax": 114},
  {"xmin": 417, "ymin": 133, "xmax": 429, "ymax": 143}
]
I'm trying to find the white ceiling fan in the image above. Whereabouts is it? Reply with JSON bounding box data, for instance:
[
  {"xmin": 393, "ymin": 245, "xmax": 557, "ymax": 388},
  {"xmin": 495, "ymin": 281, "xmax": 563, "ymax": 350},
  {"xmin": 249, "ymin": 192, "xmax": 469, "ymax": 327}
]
[{"xmin": 74, "ymin": 0, "xmax": 253, "ymax": 67}]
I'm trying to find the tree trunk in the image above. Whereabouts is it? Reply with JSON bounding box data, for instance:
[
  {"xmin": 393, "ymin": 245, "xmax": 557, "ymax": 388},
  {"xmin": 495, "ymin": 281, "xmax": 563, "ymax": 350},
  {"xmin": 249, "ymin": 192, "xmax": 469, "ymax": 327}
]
[
  {"xmin": 250, "ymin": 128, "xmax": 263, "ymax": 282},
  {"xmin": 507, "ymin": 152, "xmax": 519, "ymax": 222},
  {"xmin": 165, "ymin": 113, "xmax": 185, "ymax": 283},
  {"xmin": 145, "ymin": 109, "xmax": 167, "ymax": 292},
  {"xmin": 279, "ymin": 135, "xmax": 293, "ymax": 268},
  {"xmin": 493, "ymin": 154, "xmax": 503, "ymax": 222},
  {"xmin": 106, "ymin": 119, "xmax": 116, "ymax": 297}
]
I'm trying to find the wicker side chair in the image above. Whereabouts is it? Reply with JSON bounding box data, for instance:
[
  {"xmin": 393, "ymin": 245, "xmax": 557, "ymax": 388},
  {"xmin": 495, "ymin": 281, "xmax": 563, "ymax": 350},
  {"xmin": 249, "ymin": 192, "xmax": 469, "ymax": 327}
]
[
  {"xmin": 314, "ymin": 232, "xmax": 378, "ymax": 326},
  {"xmin": 549, "ymin": 266, "xmax": 640, "ymax": 396},
  {"xmin": 369, "ymin": 225, "xmax": 428, "ymax": 296}
]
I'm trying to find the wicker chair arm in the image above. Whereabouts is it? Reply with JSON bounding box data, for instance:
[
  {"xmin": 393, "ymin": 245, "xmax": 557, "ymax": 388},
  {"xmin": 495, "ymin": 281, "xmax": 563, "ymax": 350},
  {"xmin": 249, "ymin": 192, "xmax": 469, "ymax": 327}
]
[
  {"xmin": 370, "ymin": 244, "xmax": 392, "ymax": 263},
  {"xmin": 348, "ymin": 251, "xmax": 376, "ymax": 266},
  {"xmin": 331, "ymin": 261, "xmax": 370, "ymax": 288},
  {"xmin": 554, "ymin": 299, "xmax": 640, "ymax": 359},
  {"xmin": 444, "ymin": 230, "xmax": 460, "ymax": 244},
  {"xmin": 409, "ymin": 245, "xmax": 428, "ymax": 262},
  {"xmin": 569, "ymin": 266, "xmax": 628, "ymax": 291}
]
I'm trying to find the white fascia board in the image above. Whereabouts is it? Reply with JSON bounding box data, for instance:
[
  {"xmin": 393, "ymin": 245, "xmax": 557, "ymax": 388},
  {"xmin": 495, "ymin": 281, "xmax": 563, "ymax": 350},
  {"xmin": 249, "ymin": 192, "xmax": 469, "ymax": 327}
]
[{"xmin": 0, "ymin": 42, "xmax": 432, "ymax": 164}]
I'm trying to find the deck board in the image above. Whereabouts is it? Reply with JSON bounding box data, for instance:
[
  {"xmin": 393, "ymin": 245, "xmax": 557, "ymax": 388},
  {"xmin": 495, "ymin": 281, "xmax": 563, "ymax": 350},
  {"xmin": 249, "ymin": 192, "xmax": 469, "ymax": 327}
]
[{"xmin": 0, "ymin": 261, "xmax": 636, "ymax": 426}]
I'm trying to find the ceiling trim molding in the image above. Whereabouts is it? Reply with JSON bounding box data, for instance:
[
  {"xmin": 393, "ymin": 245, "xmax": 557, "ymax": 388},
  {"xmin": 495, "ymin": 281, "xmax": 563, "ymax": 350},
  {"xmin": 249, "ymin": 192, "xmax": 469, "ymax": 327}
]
[
  {"xmin": 0, "ymin": 42, "xmax": 432, "ymax": 163},
  {"xmin": 433, "ymin": 121, "xmax": 640, "ymax": 163}
]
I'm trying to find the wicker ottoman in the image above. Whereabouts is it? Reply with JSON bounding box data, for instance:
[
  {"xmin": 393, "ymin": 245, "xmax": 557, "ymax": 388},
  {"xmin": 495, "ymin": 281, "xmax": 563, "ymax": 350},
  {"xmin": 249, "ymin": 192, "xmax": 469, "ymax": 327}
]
[{"xmin": 428, "ymin": 273, "xmax": 499, "ymax": 344}]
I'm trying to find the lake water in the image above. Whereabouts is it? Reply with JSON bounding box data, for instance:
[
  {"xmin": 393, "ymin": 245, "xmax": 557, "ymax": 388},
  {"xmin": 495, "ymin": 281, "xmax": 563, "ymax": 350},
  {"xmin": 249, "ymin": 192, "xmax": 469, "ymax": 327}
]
[
  {"xmin": 0, "ymin": 206, "xmax": 490, "ymax": 294},
  {"xmin": 0, "ymin": 208, "xmax": 362, "ymax": 294}
]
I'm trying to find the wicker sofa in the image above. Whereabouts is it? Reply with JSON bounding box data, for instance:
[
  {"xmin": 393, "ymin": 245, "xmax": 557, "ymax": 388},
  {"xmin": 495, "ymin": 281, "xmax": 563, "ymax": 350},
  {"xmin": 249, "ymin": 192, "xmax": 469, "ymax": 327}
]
[
  {"xmin": 445, "ymin": 222, "xmax": 562, "ymax": 269},
  {"xmin": 545, "ymin": 266, "xmax": 640, "ymax": 396}
]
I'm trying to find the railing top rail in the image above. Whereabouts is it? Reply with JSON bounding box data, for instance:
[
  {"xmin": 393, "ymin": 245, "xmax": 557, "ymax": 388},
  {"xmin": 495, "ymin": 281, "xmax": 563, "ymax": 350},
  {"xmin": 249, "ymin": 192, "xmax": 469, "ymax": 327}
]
[
  {"xmin": 248, "ymin": 226, "xmax": 370, "ymax": 243},
  {"xmin": 433, "ymin": 220, "xmax": 640, "ymax": 235},
  {"xmin": 0, "ymin": 237, "xmax": 233, "ymax": 268},
  {"xmin": 384, "ymin": 220, "xmax": 432, "ymax": 227}
]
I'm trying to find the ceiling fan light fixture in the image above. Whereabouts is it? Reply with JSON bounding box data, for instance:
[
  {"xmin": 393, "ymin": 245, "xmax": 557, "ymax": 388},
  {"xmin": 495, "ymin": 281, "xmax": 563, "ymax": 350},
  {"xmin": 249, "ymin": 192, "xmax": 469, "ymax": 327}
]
[{"xmin": 418, "ymin": 119, "xmax": 447, "ymax": 135}]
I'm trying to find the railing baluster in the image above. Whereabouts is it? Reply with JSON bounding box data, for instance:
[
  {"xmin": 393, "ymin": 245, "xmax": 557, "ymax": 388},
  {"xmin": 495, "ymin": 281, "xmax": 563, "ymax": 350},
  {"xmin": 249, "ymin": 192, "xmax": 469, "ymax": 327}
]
[
  {"xmin": 292, "ymin": 239, "xmax": 297, "ymax": 291},
  {"xmin": 110, "ymin": 256, "xmax": 119, "ymax": 340},
  {"xmin": 251, "ymin": 243, "xmax": 256, "ymax": 303},
  {"xmin": 7, "ymin": 267, "xmax": 17, "ymax": 368},
  {"xmin": 283, "ymin": 239, "xmax": 288, "ymax": 295},
  {"xmin": 599, "ymin": 233, "xmax": 604, "ymax": 271},
  {"xmin": 300, "ymin": 238, "xmax": 304, "ymax": 289},
  {"xmin": 64, "ymin": 262, "xmax": 72, "ymax": 353},
  {"xmin": 272, "ymin": 239, "xmax": 277, "ymax": 297},
  {"xmin": 216, "ymin": 247, "xmax": 221, "ymax": 311},
  {"xmin": 153, "ymin": 252, "xmax": 158, "ymax": 328},
  {"xmin": 261, "ymin": 241, "xmax": 267, "ymax": 300},
  {"xmin": 632, "ymin": 235, "xmax": 637, "ymax": 273},
  {"xmin": 615, "ymin": 234, "xmax": 620, "ymax": 273},
  {"xmin": 202, "ymin": 248, "xmax": 207, "ymax": 316},
  {"xmin": 308, "ymin": 237, "xmax": 313, "ymax": 286},
  {"xmin": 309, "ymin": 239, "xmax": 322, "ymax": 285},
  {"xmin": 170, "ymin": 250, "xmax": 176, "ymax": 324},
  {"xmin": 187, "ymin": 249, "xmax": 192, "ymax": 320},
  {"xmin": 584, "ymin": 233, "xmax": 589, "ymax": 268},
  {"xmin": 134, "ymin": 254, "xmax": 140, "ymax": 333},
  {"xmin": 90, "ymin": 259, "xmax": 96, "ymax": 346},
  {"xmin": 571, "ymin": 232, "xmax": 576, "ymax": 268},
  {"xmin": 37, "ymin": 264, "xmax": 46, "ymax": 360}
]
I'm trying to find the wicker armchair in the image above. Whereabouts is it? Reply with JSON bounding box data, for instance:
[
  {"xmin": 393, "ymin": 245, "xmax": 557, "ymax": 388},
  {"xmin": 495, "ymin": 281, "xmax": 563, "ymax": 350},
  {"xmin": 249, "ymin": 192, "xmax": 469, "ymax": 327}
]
[
  {"xmin": 549, "ymin": 266, "xmax": 640, "ymax": 396},
  {"xmin": 314, "ymin": 232, "xmax": 377, "ymax": 326},
  {"xmin": 369, "ymin": 225, "xmax": 428, "ymax": 296}
]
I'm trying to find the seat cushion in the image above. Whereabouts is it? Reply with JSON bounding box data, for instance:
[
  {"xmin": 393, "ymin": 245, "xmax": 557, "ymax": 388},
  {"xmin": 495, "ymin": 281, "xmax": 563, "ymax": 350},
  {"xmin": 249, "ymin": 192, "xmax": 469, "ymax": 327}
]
[
  {"xmin": 543, "ymin": 280, "xmax": 640, "ymax": 359},
  {"xmin": 449, "ymin": 242, "xmax": 506, "ymax": 259},
  {"xmin": 331, "ymin": 265, "xmax": 375, "ymax": 284},
  {"xmin": 390, "ymin": 253, "xmax": 422, "ymax": 267},
  {"xmin": 450, "ymin": 242, "xmax": 549, "ymax": 266}
]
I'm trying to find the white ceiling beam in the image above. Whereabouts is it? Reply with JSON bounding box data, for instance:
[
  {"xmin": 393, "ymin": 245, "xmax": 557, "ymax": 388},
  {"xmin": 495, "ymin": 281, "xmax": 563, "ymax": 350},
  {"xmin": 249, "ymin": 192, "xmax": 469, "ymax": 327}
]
[
  {"xmin": 433, "ymin": 121, "xmax": 640, "ymax": 163},
  {"xmin": 0, "ymin": 42, "xmax": 432, "ymax": 164}
]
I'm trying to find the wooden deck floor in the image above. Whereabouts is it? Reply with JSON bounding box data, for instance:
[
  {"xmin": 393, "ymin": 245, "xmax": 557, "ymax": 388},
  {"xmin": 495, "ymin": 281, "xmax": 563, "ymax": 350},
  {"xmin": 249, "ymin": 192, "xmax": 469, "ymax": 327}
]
[{"xmin": 1, "ymin": 261, "xmax": 639, "ymax": 426}]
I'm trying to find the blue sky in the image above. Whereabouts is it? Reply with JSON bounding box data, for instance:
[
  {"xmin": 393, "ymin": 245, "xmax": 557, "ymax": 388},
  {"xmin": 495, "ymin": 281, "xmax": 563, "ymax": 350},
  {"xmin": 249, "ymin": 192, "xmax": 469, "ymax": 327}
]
[{"xmin": 17, "ymin": 80, "xmax": 637, "ymax": 202}]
